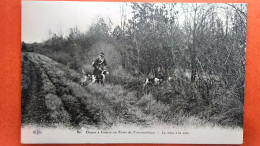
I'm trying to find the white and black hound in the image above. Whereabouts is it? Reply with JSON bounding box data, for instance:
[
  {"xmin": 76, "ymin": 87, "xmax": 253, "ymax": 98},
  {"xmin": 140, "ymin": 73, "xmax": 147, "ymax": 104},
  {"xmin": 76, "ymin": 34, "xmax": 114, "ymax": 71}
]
[
  {"xmin": 80, "ymin": 69, "xmax": 89, "ymax": 86},
  {"xmin": 81, "ymin": 69, "xmax": 109, "ymax": 85},
  {"xmin": 143, "ymin": 76, "xmax": 172, "ymax": 89},
  {"xmin": 90, "ymin": 70, "xmax": 109, "ymax": 85}
]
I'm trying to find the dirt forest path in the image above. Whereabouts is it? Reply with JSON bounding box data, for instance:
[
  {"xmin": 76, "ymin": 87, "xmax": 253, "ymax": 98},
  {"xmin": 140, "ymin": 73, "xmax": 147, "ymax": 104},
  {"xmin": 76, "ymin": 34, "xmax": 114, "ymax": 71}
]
[{"xmin": 22, "ymin": 52, "xmax": 164, "ymax": 129}]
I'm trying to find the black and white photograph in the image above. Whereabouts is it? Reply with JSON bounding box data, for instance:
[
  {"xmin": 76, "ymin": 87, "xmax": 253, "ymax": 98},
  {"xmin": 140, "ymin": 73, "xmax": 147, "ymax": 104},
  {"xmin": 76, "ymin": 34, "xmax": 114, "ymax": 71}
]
[{"xmin": 21, "ymin": 1, "xmax": 247, "ymax": 144}]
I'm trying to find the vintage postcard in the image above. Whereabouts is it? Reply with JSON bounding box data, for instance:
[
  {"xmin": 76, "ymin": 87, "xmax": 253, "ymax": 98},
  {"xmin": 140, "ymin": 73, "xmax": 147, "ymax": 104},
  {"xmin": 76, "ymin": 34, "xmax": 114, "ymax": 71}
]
[{"xmin": 21, "ymin": 1, "xmax": 247, "ymax": 144}]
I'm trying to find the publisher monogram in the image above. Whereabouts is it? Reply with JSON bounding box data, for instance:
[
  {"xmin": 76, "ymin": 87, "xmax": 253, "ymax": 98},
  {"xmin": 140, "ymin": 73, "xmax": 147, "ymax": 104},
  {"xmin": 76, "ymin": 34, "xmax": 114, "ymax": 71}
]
[{"xmin": 33, "ymin": 129, "xmax": 42, "ymax": 135}]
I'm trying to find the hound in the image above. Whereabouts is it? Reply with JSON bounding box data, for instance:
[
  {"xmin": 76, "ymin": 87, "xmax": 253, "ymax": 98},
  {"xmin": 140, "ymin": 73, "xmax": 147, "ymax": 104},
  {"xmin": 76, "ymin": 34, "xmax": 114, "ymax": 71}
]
[
  {"xmin": 81, "ymin": 69, "xmax": 109, "ymax": 85},
  {"xmin": 91, "ymin": 70, "xmax": 109, "ymax": 85},
  {"xmin": 143, "ymin": 76, "xmax": 173, "ymax": 89},
  {"xmin": 80, "ymin": 69, "xmax": 90, "ymax": 86}
]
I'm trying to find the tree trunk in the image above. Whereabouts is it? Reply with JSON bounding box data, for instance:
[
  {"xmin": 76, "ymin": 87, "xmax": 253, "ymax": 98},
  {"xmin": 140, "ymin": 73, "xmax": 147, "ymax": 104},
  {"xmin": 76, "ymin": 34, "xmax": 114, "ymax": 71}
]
[{"xmin": 190, "ymin": 22, "xmax": 197, "ymax": 82}]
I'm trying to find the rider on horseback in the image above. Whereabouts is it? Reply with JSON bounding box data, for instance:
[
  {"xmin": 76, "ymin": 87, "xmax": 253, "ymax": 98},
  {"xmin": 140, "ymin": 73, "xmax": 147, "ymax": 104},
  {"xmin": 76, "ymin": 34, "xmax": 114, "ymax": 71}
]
[{"xmin": 92, "ymin": 52, "xmax": 107, "ymax": 75}]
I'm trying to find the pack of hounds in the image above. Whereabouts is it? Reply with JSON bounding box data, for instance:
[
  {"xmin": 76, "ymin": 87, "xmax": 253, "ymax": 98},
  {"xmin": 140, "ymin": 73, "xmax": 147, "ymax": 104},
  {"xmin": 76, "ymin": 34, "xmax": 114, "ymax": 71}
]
[
  {"xmin": 80, "ymin": 69, "xmax": 109, "ymax": 86},
  {"xmin": 80, "ymin": 68, "xmax": 172, "ymax": 88}
]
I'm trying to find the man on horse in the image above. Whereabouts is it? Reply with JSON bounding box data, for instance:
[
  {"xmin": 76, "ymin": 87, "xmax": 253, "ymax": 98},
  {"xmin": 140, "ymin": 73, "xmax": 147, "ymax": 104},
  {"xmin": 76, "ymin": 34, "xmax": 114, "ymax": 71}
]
[{"xmin": 92, "ymin": 52, "xmax": 107, "ymax": 75}]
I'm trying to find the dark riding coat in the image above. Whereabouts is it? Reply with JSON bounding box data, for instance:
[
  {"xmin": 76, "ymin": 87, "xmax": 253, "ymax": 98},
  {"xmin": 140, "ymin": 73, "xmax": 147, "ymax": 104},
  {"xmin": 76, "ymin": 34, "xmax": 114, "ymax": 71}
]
[{"xmin": 93, "ymin": 57, "xmax": 107, "ymax": 75}]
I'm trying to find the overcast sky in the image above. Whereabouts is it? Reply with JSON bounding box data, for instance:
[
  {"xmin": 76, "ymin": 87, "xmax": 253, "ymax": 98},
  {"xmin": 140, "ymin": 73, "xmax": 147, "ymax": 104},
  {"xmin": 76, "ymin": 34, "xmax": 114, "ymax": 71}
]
[
  {"xmin": 22, "ymin": 1, "xmax": 122, "ymax": 43},
  {"xmin": 22, "ymin": 1, "xmax": 246, "ymax": 43}
]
